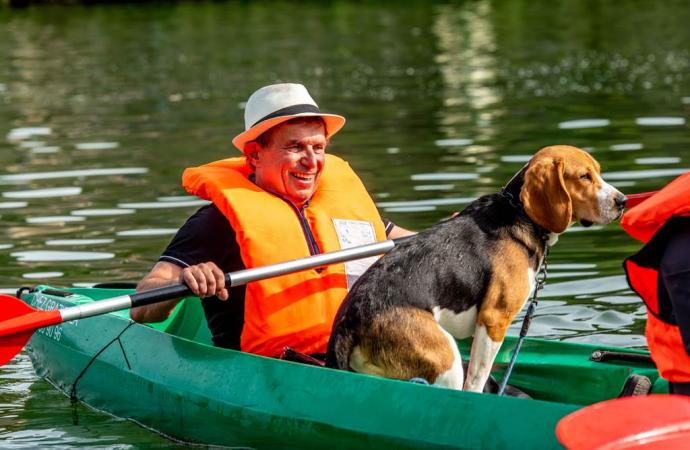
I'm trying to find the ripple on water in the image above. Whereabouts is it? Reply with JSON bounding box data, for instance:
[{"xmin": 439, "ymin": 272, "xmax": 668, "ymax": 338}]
[
  {"xmin": 549, "ymin": 263, "xmax": 597, "ymax": 270},
  {"xmin": 434, "ymin": 138, "xmax": 474, "ymax": 147},
  {"xmin": 413, "ymin": 184, "xmax": 455, "ymax": 191},
  {"xmin": 70, "ymin": 208, "xmax": 135, "ymax": 216},
  {"xmin": 547, "ymin": 271, "xmax": 599, "ymax": 279},
  {"xmin": 527, "ymin": 315, "xmax": 595, "ymax": 335},
  {"xmin": 72, "ymin": 282, "xmax": 98, "ymax": 287},
  {"xmin": 610, "ymin": 143, "xmax": 643, "ymax": 151},
  {"xmin": 117, "ymin": 199, "xmax": 209, "ymax": 209},
  {"xmin": 3, "ymin": 187, "xmax": 82, "ymax": 199},
  {"xmin": 22, "ymin": 272, "xmax": 64, "ymax": 279},
  {"xmin": 1, "ymin": 427, "xmax": 127, "ymax": 448},
  {"xmin": 634, "ymin": 157, "xmax": 681, "ymax": 164},
  {"xmin": 26, "ymin": 216, "xmax": 86, "ymax": 224},
  {"xmin": 115, "ymin": 228, "xmax": 178, "ymax": 237},
  {"xmin": 591, "ymin": 310, "xmax": 635, "ymax": 328},
  {"xmin": 6, "ymin": 127, "xmax": 51, "ymax": 142},
  {"xmin": 0, "ymin": 201, "xmax": 28, "ymax": 209},
  {"xmin": 563, "ymin": 334, "xmax": 647, "ymax": 348},
  {"xmin": 500, "ymin": 155, "xmax": 532, "ymax": 163},
  {"xmin": 558, "ymin": 119, "xmax": 610, "ymax": 129},
  {"xmin": 541, "ymin": 275, "xmax": 629, "ymax": 298},
  {"xmin": 384, "ymin": 206, "xmax": 437, "ymax": 213},
  {"xmin": 410, "ymin": 173, "xmax": 479, "ymax": 181},
  {"xmin": 157, "ymin": 195, "xmax": 198, "ymax": 202},
  {"xmin": 564, "ymin": 224, "xmax": 604, "ymax": 233},
  {"xmin": 11, "ymin": 251, "xmax": 115, "ymax": 262},
  {"xmin": 596, "ymin": 295, "xmax": 642, "ymax": 305},
  {"xmin": 635, "ymin": 117, "xmax": 686, "ymax": 126},
  {"xmin": 45, "ymin": 238, "xmax": 115, "ymax": 246},
  {"xmin": 74, "ymin": 142, "xmax": 119, "ymax": 150},
  {"xmin": 0, "ymin": 244, "xmax": 14, "ymax": 250},
  {"xmin": 0, "ymin": 167, "xmax": 148, "ymax": 183},
  {"xmin": 377, "ymin": 197, "xmax": 475, "ymax": 208},
  {"xmin": 603, "ymin": 168, "xmax": 689, "ymax": 180}
]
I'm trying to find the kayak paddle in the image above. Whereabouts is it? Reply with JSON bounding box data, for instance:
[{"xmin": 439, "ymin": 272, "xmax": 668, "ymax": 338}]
[{"xmin": 0, "ymin": 237, "xmax": 407, "ymax": 366}]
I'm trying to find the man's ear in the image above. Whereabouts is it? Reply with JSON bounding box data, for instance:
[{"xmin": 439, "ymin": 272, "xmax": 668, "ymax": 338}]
[{"xmin": 244, "ymin": 141, "xmax": 261, "ymax": 165}]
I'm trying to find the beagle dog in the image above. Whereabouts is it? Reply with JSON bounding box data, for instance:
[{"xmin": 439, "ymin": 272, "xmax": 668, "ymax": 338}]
[{"xmin": 325, "ymin": 145, "xmax": 626, "ymax": 392}]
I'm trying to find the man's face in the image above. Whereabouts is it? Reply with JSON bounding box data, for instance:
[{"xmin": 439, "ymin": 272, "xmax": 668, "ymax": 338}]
[{"xmin": 252, "ymin": 121, "xmax": 327, "ymax": 207}]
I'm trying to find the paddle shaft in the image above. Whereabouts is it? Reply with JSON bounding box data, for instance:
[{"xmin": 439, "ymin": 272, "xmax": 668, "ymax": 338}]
[
  {"xmin": 2, "ymin": 238, "xmax": 402, "ymax": 338},
  {"xmin": 625, "ymin": 190, "xmax": 657, "ymax": 208}
]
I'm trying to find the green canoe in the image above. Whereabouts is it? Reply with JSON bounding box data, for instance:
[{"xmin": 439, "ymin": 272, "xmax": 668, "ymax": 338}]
[{"xmin": 20, "ymin": 285, "xmax": 665, "ymax": 449}]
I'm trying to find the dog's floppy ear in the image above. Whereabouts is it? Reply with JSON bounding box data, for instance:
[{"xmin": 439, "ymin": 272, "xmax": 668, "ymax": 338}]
[{"xmin": 520, "ymin": 157, "xmax": 572, "ymax": 233}]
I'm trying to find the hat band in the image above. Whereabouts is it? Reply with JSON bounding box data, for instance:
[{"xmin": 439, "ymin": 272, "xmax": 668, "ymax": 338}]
[{"xmin": 250, "ymin": 104, "xmax": 321, "ymax": 128}]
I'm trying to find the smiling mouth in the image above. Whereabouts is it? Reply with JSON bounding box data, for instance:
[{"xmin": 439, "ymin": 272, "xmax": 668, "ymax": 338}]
[{"xmin": 291, "ymin": 172, "xmax": 315, "ymax": 182}]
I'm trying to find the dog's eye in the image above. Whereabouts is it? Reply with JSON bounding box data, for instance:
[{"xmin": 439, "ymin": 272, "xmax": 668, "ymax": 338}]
[{"xmin": 580, "ymin": 173, "xmax": 592, "ymax": 181}]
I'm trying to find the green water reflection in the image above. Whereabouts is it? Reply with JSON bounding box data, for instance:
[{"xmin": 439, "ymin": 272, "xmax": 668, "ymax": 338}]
[{"xmin": 0, "ymin": 0, "xmax": 688, "ymax": 447}]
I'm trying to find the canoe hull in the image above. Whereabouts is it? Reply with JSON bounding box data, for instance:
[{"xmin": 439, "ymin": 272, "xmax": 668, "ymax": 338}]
[{"xmin": 22, "ymin": 286, "xmax": 660, "ymax": 449}]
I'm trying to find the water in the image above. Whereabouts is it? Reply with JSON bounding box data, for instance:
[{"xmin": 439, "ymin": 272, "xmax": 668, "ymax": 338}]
[{"xmin": 1, "ymin": 0, "xmax": 689, "ymax": 447}]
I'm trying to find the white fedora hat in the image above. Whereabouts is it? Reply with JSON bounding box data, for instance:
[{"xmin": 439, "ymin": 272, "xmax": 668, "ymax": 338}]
[{"xmin": 232, "ymin": 83, "xmax": 346, "ymax": 152}]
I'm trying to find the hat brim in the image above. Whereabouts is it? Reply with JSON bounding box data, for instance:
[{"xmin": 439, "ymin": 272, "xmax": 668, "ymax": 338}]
[{"xmin": 232, "ymin": 113, "xmax": 346, "ymax": 153}]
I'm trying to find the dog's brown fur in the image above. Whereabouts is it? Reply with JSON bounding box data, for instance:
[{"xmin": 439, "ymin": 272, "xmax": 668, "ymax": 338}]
[{"xmin": 350, "ymin": 307, "xmax": 455, "ymax": 383}]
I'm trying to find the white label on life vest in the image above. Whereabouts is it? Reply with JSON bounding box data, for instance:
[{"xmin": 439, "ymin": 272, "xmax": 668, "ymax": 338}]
[{"xmin": 332, "ymin": 219, "xmax": 378, "ymax": 290}]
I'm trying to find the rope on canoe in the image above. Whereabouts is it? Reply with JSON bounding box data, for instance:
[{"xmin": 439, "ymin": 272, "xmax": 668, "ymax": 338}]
[{"xmin": 69, "ymin": 321, "xmax": 136, "ymax": 405}]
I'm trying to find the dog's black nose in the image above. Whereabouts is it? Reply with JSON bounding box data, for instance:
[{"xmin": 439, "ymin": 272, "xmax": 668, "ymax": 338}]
[{"xmin": 615, "ymin": 194, "xmax": 627, "ymax": 209}]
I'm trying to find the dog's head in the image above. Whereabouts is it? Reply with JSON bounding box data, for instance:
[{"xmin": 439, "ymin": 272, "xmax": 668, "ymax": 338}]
[{"xmin": 520, "ymin": 145, "xmax": 626, "ymax": 233}]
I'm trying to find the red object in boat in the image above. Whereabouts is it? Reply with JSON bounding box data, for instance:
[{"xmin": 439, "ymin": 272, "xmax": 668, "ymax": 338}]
[{"xmin": 556, "ymin": 394, "xmax": 690, "ymax": 449}]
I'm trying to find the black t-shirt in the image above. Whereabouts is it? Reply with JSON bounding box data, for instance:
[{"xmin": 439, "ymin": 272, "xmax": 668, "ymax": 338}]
[
  {"xmin": 160, "ymin": 204, "xmax": 394, "ymax": 349},
  {"xmin": 160, "ymin": 204, "xmax": 246, "ymax": 349}
]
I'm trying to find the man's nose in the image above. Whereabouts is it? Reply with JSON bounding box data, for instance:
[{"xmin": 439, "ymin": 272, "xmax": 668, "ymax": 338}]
[{"xmin": 301, "ymin": 147, "xmax": 318, "ymax": 167}]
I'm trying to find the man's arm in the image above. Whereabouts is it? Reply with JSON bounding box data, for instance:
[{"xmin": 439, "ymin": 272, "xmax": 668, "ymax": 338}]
[
  {"xmin": 130, "ymin": 261, "xmax": 184, "ymax": 323},
  {"xmin": 387, "ymin": 224, "xmax": 416, "ymax": 239},
  {"xmin": 130, "ymin": 260, "xmax": 229, "ymax": 323}
]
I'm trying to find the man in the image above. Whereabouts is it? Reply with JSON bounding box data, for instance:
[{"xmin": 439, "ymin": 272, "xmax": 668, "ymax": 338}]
[
  {"xmin": 622, "ymin": 172, "xmax": 690, "ymax": 395},
  {"xmin": 131, "ymin": 83, "xmax": 411, "ymax": 358}
]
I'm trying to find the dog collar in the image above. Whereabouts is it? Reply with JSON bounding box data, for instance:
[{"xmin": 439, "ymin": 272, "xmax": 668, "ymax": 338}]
[{"xmin": 500, "ymin": 164, "xmax": 551, "ymax": 244}]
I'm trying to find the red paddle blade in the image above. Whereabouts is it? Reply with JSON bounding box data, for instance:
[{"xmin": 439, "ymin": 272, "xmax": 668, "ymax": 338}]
[
  {"xmin": 0, "ymin": 294, "xmax": 62, "ymax": 365},
  {"xmin": 625, "ymin": 191, "xmax": 658, "ymax": 208},
  {"xmin": 556, "ymin": 394, "xmax": 690, "ymax": 450},
  {"xmin": 1, "ymin": 331, "xmax": 34, "ymax": 365}
]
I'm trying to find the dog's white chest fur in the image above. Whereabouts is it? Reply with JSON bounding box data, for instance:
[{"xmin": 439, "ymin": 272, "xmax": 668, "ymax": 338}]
[{"xmin": 432, "ymin": 306, "xmax": 477, "ymax": 339}]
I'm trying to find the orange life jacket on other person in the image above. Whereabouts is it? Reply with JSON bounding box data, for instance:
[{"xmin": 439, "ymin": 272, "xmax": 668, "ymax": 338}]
[
  {"xmin": 182, "ymin": 154, "xmax": 387, "ymax": 357},
  {"xmin": 621, "ymin": 172, "xmax": 690, "ymax": 382}
]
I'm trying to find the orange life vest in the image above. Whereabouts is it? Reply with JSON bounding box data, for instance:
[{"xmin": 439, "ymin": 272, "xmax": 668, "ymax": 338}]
[
  {"xmin": 621, "ymin": 172, "xmax": 690, "ymax": 381},
  {"xmin": 182, "ymin": 154, "xmax": 387, "ymax": 357}
]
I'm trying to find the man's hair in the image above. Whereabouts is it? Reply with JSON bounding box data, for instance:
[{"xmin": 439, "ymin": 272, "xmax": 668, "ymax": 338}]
[{"xmin": 253, "ymin": 116, "xmax": 327, "ymax": 148}]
